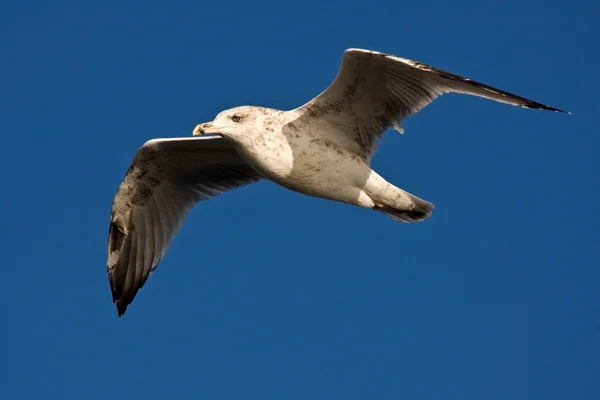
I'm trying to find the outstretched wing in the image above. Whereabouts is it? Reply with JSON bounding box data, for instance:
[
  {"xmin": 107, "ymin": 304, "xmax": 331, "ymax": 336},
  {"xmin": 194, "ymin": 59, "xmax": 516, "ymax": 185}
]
[
  {"xmin": 294, "ymin": 48, "xmax": 568, "ymax": 159},
  {"xmin": 107, "ymin": 136, "xmax": 262, "ymax": 316}
]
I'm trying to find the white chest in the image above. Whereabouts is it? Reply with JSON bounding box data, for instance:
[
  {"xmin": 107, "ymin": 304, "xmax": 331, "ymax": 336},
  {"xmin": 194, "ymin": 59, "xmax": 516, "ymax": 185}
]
[
  {"xmin": 233, "ymin": 127, "xmax": 369, "ymax": 200},
  {"xmin": 230, "ymin": 130, "xmax": 295, "ymax": 180}
]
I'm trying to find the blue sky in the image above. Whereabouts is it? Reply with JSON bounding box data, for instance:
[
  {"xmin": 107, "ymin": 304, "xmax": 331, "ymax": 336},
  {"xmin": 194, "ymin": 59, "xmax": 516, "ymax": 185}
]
[{"xmin": 1, "ymin": 0, "xmax": 598, "ymax": 399}]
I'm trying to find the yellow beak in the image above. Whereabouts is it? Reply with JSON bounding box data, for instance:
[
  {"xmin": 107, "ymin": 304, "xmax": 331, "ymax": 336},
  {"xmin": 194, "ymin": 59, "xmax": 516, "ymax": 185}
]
[{"xmin": 192, "ymin": 122, "xmax": 222, "ymax": 136}]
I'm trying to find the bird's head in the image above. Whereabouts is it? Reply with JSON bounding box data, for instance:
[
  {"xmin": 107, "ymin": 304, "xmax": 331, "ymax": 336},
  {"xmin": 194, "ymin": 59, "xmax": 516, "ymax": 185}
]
[{"xmin": 193, "ymin": 106, "xmax": 265, "ymax": 140}]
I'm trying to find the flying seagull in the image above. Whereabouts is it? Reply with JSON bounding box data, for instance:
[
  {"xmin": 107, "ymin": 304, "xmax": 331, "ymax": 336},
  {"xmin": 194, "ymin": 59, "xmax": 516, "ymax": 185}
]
[{"xmin": 107, "ymin": 48, "xmax": 568, "ymax": 316}]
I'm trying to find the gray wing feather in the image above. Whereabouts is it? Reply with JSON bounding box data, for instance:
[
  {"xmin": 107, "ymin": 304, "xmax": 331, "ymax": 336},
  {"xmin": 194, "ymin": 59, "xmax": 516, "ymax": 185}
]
[
  {"xmin": 107, "ymin": 136, "xmax": 262, "ymax": 316},
  {"xmin": 295, "ymin": 48, "xmax": 568, "ymax": 159}
]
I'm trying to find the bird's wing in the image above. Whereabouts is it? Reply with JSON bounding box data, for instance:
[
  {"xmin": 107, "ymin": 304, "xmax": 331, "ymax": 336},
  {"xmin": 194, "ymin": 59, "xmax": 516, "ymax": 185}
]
[
  {"xmin": 294, "ymin": 48, "xmax": 568, "ymax": 159},
  {"xmin": 107, "ymin": 136, "xmax": 262, "ymax": 316}
]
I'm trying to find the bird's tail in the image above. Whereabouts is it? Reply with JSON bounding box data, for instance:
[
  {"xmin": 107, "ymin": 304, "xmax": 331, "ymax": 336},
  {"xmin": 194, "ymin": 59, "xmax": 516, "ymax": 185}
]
[
  {"xmin": 374, "ymin": 192, "xmax": 434, "ymax": 223},
  {"xmin": 363, "ymin": 169, "xmax": 434, "ymax": 223}
]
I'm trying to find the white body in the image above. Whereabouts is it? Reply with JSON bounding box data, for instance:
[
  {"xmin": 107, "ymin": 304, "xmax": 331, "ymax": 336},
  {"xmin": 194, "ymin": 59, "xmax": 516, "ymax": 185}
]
[{"xmin": 218, "ymin": 108, "xmax": 417, "ymax": 212}]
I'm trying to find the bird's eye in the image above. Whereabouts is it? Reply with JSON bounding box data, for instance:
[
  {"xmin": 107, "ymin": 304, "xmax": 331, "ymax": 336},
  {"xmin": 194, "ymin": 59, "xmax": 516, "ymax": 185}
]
[{"xmin": 231, "ymin": 114, "xmax": 242, "ymax": 122}]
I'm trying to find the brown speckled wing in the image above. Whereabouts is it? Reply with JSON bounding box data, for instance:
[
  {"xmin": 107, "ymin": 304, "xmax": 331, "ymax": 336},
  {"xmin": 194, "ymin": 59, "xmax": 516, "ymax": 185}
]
[
  {"xmin": 296, "ymin": 48, "xmax": 568, "ymax": 158},
  {"xmin": 106, "ymin": 136, "xmax": 262, "ymax": 316}
]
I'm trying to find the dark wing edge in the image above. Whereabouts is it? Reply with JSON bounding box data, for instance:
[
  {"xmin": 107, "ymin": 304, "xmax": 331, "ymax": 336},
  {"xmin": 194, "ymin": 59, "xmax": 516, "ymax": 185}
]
[
  {"xmin": 106, "ymin": 136, "xmax": 262, "ymax": 317},
  {"xmin": 381, "ymin": 50, "xmax": 570, "ymax": 115}
]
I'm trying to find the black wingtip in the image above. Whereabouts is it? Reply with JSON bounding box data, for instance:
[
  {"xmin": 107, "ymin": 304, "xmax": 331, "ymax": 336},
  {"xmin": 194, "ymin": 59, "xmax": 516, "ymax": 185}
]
[
  {"xmin": 538, "ymin": 104, "xmax": 571, "ymax": 114},
  {"xmin": 510, "ymin": 93, "xmax": 569, "ymax": 114},
  {"xmin": 521, "ymin": 100, "xmax": 570, "ymax": 115},
  {"xmin": 115, "ymin": 301, "xmax": 128, "ymax": 317},
  {"xmin": 115, "ymin": 304, "xmax": 125, "ymax": 317}
]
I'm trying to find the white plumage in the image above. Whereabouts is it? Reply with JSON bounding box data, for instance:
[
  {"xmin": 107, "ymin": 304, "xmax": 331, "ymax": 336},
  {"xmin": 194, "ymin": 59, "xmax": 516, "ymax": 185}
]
[{"xmin": 107, "ymin": 48, "xmax": 568, "ymax": 316}]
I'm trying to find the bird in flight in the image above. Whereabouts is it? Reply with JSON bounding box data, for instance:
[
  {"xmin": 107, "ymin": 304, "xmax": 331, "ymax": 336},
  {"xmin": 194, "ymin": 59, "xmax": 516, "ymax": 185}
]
[{"xmin": 106, "ymin": 48, "xmax": 568, "ymax": 316}]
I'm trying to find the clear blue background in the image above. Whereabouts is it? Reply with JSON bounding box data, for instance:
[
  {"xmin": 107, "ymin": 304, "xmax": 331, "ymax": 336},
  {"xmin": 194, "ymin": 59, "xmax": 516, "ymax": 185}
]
[{"xmin": 1, "ymin": 1, "xmax": 598, "ymax": 399}]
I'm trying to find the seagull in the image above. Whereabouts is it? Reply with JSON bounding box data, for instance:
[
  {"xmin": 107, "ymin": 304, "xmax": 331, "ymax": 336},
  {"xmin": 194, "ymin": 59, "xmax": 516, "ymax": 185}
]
[{"xmin": 106, "ymin": 48, "xmax": 568, "ymax": 316}]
